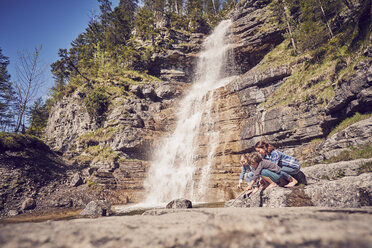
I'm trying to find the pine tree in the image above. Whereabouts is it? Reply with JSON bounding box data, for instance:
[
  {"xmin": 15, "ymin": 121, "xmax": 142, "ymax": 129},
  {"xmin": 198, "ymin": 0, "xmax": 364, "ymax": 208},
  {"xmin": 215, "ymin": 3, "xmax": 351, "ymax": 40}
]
[
  {"xmin": 0, "ymin": 48, "xmax": 16, "ymax": 132},
  {"xmin": 26, "ymin": 97, "xmax": 49, "ymax": 137}
]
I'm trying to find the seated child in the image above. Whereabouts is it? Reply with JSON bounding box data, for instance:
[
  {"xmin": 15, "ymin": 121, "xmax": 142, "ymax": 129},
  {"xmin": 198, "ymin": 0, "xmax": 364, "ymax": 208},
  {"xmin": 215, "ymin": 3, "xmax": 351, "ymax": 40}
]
[
  {"xmin": 238, "ymin": 154, "xmax": 259, "ymax": 194},
  {"xmin": 246, "ymin": 152, "xmax": 285, "ymax": 191}
]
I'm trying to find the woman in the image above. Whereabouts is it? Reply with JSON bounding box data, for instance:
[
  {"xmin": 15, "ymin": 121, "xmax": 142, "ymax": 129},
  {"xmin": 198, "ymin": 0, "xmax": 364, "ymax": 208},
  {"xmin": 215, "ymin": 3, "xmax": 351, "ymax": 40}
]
[{"xmin": 254, "ymin": 141, "xmax": 299, "ymax": 187}]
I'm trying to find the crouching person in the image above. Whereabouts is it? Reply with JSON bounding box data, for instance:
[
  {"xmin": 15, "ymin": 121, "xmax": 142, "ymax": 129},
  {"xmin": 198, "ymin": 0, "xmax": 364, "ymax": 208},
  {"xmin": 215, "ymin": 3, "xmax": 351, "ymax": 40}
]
[
  {"xmin": 246, "ymin": 152, "xmax": 284, "ymax": 191},
  {"xmin": 238, "ymin": 154, "xmax": 259, "ymax": 194}
]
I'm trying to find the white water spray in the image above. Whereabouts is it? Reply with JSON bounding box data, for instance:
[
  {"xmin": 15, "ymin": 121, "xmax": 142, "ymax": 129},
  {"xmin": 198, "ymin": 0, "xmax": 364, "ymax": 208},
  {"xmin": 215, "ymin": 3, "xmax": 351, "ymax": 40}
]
[{"xmin": 143, "ymin": 20, "xmax": 234, "ymax": 205}]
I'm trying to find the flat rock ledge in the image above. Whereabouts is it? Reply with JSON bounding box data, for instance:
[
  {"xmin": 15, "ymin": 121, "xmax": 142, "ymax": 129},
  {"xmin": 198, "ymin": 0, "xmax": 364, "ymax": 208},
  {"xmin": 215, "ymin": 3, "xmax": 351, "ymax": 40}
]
[{"xmin": 1, "ymin": 207, "xmax": 372, "ymax": 247}]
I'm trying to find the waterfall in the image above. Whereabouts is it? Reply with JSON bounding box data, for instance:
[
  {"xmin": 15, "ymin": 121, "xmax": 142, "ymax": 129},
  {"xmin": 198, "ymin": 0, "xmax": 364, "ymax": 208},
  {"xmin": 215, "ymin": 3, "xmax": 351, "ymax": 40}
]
[{"xmin": 144, "ymin": 20, "xmax": 234, "ymax": 205}]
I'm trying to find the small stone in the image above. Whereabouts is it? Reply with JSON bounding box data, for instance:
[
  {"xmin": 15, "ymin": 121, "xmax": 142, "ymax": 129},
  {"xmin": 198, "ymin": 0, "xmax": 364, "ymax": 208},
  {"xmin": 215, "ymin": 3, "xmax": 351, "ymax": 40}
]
[
  {"xmin": 8, "ymin": 210, "xmax": 19, "ymax": 217},
  {"xmin": 21, "ymin": 198, "xmax": 36, "ymax": 211},
  {"xmin": 70, "ymin": 173, "xmax": 83, "ymax": 187}
]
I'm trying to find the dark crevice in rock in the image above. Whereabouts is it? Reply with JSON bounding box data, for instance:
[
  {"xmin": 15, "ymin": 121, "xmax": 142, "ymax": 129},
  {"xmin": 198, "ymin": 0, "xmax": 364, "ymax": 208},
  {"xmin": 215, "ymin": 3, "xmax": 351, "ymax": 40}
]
[{"xmin": 286, "ymin": 188, "xmax": 313, "ymax": 207}]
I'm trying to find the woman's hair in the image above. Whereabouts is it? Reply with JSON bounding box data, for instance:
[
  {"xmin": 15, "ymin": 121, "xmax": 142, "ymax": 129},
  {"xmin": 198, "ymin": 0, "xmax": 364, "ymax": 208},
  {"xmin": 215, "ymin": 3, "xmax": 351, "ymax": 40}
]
[
  {"xmin": 249, "ymin": 152, "xmax": 263, "ymax": 164},
  {"xmin": 254, "ymin": 140, "xmax": 275, "ymax": 154}
]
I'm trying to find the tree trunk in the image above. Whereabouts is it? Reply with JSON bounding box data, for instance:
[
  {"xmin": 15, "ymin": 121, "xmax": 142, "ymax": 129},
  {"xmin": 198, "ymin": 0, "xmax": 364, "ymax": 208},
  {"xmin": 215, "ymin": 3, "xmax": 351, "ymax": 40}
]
[
  {"xmin": 317, "ymin": 0, "xmax": 334, "ymax": 38},
  {"xmin": 282, "ymin": 0, "xmax": 297, "ymax": 53}
]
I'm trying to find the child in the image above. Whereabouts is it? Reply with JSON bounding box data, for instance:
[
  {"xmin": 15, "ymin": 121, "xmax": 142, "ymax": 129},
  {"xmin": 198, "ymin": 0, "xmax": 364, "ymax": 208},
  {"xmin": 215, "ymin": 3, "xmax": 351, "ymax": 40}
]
[
  {"xmin": 238, "ymin": 154, "xmax": 259, "ymax": 194},
  {"xmin": 255, "ymin": 141, "xmax": 299, "ymax": 187},
  {"xmin": 246, "ymin": 152, "xmax": 284, "ymax": 191}
]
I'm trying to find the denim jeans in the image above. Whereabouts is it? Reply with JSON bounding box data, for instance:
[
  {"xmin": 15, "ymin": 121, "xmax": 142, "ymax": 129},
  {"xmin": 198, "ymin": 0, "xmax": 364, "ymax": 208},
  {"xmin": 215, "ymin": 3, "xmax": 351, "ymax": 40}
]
[
  {"xmin": 261, "ymin": 169, "xmax": 283, "ymax": 184},
  {"xmin": 281, "ymin": 166, "xmax": 300, "ymax": 181}
]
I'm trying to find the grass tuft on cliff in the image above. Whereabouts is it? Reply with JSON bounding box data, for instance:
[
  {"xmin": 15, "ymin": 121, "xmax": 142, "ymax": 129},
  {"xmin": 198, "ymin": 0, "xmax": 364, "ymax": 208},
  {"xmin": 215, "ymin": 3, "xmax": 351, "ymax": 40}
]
[
  {"xmin": 324, "ymin": 143, "xmax": 372, "ymax": 164},
  {"xmin": 327, "ymin": 112, "xmax": 372, "ymax": 138}
]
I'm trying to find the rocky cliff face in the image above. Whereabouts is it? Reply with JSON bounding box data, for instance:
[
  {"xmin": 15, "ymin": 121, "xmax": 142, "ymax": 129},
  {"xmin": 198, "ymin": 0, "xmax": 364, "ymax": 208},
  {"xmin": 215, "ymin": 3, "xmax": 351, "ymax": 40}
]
[{"xmin": 44, "ymin": 0, "xmax": 372, "ymax": 203}]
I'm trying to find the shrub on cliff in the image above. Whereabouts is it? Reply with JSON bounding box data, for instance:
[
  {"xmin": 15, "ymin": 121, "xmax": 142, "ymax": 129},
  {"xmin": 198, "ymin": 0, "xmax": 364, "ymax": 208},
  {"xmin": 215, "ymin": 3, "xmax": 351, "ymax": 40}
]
[{"xmin": 85, "ymin": 87, "xmax": 109, "ymax": 125}]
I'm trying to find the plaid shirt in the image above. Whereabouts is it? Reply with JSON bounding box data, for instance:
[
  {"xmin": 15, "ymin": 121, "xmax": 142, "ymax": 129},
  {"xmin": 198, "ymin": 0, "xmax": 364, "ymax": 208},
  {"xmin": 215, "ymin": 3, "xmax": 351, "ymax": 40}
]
[{"xmin": 263, "ymin": 150, "xmax": 300, "ymax": 169}]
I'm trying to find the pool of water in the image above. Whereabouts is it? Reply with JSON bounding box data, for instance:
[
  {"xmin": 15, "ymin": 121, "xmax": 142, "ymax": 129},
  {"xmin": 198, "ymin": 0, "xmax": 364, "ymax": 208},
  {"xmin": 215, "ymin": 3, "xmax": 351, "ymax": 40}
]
[
  {"xmin": 0, "ymin": 208, "xmax": 82, "ymax": 224},
  {"xmin": 0, "ymin": 202, "xmax": 226, "ymax": 224}
]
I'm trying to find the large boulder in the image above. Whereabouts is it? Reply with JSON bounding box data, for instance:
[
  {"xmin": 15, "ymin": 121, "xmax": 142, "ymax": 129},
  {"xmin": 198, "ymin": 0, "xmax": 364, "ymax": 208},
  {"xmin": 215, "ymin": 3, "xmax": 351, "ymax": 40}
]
[
  {"xmin": 80, "ymin": 200, "xmax": 112, "ymax": 217},
  {"xmin": 302, "ymin": 158, "xmax": 372, "ymax": 184},
  {"xmin": 166, "ymin": 198, "xmax": 192, "ymax": 209}
]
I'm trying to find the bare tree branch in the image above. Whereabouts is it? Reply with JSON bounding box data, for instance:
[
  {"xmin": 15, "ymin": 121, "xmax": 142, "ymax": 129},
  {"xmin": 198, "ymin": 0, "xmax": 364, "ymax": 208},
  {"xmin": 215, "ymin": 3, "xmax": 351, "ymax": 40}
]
[{"xmin": 14, "ymin": 45, "xmax": 47, "ymax": 133}]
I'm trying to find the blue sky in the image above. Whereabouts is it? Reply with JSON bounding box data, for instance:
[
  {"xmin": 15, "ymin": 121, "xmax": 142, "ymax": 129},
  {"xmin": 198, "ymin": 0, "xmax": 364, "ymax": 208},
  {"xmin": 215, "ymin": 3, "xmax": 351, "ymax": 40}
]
[{"xmin": 0, "ymin": 0, "xmax": 119, "ymax": 99}]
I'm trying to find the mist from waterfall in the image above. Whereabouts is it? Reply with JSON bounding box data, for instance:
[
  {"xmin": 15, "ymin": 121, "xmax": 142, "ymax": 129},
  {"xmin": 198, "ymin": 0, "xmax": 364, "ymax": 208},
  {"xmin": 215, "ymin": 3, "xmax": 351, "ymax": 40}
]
[{"xmin": 143, "ymin": 20, "xmax": 234, "ymax": 205}]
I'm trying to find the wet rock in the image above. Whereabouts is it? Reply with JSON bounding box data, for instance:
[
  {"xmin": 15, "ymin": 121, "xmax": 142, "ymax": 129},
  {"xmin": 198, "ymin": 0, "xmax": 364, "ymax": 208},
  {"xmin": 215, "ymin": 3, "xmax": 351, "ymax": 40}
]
[
  {"xmin": 166, "ymin": 198, "xmax": 192, "ymax": 209},
  {"xmin": 70, "ymin": 173, "xmax": 83, "ymax": 187},
  {"xmin": 21, "ymin": 198, "xmax": 36, "ymax": 211},
  {"xmin": 80, "ymin": 200, "xmax": 112, "ymax": 217}
]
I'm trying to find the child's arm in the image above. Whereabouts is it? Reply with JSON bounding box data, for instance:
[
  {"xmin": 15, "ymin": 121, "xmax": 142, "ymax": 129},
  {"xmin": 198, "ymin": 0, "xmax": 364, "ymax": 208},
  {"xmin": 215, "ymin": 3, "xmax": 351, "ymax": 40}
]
[
  {"xmin": 238, "ymin": 166, "xmax": 246, "ymax": 189},
  {"xmin": 246, "ymin": 179, "xmax": 256, "ymax": 191}
]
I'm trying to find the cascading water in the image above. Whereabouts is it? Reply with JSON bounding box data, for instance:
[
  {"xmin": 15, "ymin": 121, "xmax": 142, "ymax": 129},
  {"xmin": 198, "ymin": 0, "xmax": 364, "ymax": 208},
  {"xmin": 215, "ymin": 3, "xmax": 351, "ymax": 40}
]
[{"xmin": 143, "ymin": 20, "xmax": 234, "ymax": 205}]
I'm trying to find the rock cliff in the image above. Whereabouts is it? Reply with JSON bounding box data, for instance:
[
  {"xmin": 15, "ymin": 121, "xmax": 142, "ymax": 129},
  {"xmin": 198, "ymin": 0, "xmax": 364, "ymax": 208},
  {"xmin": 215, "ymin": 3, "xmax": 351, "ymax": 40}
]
[{"xmin": 43, "ymin": 0, "xmax": 372, "ymax": 203}]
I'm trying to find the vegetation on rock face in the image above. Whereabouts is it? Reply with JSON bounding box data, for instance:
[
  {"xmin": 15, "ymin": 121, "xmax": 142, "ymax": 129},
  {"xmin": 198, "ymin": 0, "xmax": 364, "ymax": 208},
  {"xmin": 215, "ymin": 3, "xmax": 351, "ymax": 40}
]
[
  {"xmin": 324, "ymin": 143, "xmax": 372, "ymax": 164},
  {"xmin": 259, "ymin": 0, "xmax": 371, "ymax": 110},
  {"xmin": 327, "ymin": 112, "xmax": 372, "ymax": 138},
  {"xmin": 0, "ymin": 132, "xmax": 50, "ymax": 153},
  {"xmin": 85, "ymin": 87, "xmax": 109, "ymax": 124},
  {"xmin": 79, "ymin": 127, "xmax": 117, "ymax": 145}
]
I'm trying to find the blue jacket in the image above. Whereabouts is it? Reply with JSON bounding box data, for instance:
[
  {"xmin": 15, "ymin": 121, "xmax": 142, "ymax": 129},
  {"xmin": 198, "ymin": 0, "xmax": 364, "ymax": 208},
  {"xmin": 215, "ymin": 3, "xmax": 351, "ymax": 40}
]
[
  {"xmin": 263, "ymin": 150, "xmax": 300, "ymax": 169},
  {"xmin": 239, "ymin": 164, "xmax": 254, "ymax": 181}
]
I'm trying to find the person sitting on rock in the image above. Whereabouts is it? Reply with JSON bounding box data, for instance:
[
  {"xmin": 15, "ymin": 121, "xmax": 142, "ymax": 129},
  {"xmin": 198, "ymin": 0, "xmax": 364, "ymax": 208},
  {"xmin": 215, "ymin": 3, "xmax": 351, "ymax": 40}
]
[
  {"xmin": 238, "ymin": 154, "xmax": 259, "ymax": 194},
  {"xmin": 255, "ymin": 141, "xmax": 299, "ymax": 187},
  {"xmin": 246, "ymin": 152, "xmax": 285, "ymax": 191}
]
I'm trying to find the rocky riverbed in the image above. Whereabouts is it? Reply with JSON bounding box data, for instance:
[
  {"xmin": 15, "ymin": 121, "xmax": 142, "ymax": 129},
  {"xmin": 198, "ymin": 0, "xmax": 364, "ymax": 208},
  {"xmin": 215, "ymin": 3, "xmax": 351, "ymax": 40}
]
[{"xmin": 1, "ymin": 207, "xmax": 372, "ymax": 247}]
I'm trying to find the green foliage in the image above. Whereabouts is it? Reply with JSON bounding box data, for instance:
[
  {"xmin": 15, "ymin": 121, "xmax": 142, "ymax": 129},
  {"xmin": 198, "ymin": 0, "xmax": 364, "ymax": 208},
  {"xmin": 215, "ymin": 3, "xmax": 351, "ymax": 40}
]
[
  {"xmin": 334, "ymin": 168, "xmax": 345, "ymax": 178},
  {"xmin": 26, "ymin": 98, "xmax": 49, "ymax": 137},
  {"xmin": 48, "ymin": 0, "xmax": 234, "ymax": 106},
  {"xmin": 85, "ymin": 87, "xmax": 109, "ymax": 124},
  {"xmin": 323, "ymin": 143, "xmax": 372, "ymax": 164},
  {"xmin": 0, "ymin": 132, "xmax": 49, "ymax": 153},
  {"xmin": 328, "ymin": 112, "xmax": 372, "ymax": 138},
  {"xmin": 0, "ymin": 48, "xmax": 16, "ymax": 132},
  {"xmin": 79, "ymin": 126, "xmax": 117, "ymax": 145}
]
